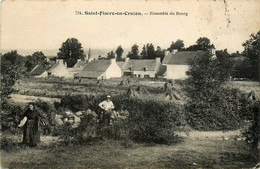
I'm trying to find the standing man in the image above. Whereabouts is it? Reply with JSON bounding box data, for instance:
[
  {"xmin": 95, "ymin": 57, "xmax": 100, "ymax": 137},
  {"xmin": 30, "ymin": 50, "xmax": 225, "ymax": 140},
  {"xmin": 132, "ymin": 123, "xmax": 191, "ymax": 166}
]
[{"xmin": 98, "ymin": 95, "xmax": 115, "ymax": 125}]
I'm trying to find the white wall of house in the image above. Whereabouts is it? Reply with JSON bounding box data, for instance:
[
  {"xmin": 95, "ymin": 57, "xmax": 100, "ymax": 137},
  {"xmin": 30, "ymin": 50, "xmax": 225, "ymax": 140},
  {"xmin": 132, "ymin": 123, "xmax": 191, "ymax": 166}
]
[
  {"xmin": 50, "ymin": 60, "xmax": 73, "ymax": 78},
  {"xmin": 166, "ymin": 65, "xmax": 189, "ymax": 79},
  {"xmin": 104, "ymin": 59, "xmax": 122, "ymax": 79},
  {"xmin": 133, "ymin": 71, "xmax": 156, "ymax": 78}
]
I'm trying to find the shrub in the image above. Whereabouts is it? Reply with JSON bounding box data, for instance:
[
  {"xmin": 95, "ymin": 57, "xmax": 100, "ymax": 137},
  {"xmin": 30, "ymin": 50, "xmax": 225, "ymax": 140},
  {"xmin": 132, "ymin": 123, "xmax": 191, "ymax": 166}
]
[
  {"xmin": 55, "ymin": 94, "xmax": 184, "ymax": 144},
  {"xmin": 242, "ymin": 101, "xmax": 260, "ymax": 159},
  {"xmin": 0, "ymin": 99, "xmax": 23, "ymax": 133},
  {"xmin": 185, "ymin": 87, "xmax": 248, "ymax": 130},
  {"xmin": 184, "ymin": 52, "xmax": 251, "ymax": 130}
]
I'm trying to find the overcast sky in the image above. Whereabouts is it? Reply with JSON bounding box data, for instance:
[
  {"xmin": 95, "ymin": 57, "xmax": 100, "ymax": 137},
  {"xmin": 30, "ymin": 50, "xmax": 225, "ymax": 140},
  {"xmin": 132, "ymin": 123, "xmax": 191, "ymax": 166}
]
[{"xmin": 1, "ymin": 0, "xmax": 259, "ymax": 53}]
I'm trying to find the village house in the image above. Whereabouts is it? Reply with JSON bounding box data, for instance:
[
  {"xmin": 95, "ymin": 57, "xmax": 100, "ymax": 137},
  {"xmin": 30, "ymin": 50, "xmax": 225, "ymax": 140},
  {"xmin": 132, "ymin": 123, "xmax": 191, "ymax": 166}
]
[
  {"xmin": 162, "ymin": 49, "xmax": 216, "ymax": 79},
  {"xmin": 46, "ymin": 59, "xmax": 73, "ymax": 78},
  {"xmin": 76, "ymin": 58, "xmax": 122, "ymax": 80},
  {"xmin": 120, "ymin": 57, "xmax": 161, "ymax": 78}
]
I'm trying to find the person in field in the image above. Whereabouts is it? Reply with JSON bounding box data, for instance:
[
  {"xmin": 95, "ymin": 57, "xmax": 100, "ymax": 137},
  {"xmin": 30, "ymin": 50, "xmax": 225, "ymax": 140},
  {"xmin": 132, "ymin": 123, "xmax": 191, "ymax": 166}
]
[
  {"xmin": 98, "ymin": 95, "xmax": 115, "ymax": 125},
  {"xmin": 18, "ymin": 102, "xmax": 45, "ymax": 147}
]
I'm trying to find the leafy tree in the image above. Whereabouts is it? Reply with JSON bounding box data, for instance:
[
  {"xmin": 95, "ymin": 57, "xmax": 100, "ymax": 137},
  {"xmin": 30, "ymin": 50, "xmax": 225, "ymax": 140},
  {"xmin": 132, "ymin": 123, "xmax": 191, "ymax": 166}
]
[
  {"xmin": 184, "ymin": 52, "xmax": 246, "ymax": 130},
  {"xmin": 127, "ymin": 44, "xmax": 140, "ymax": 59},
  {"xmin": 196, "ymin": 37, "xmax": 212, "ymax": 51},
  {"xmin": 215, "ymin": 49, "xmax": 233, "ymax": 78},
  {"xmin": 107, "ymin": 51, "xmax": 116, "ymax": 59},
  {"xmin": 1, "ymin": 51, "xmax": 25, "ymax": 97},
  {"xmin": 154, "ymin": 46, "xmax": 165, "ymax": 61},
  {"xmin": 115, "ymin": 45, "xmax": 124, "ymax": 61},
  {"xmin": 242, "ymin": 30, "xmax": 260, "ymax": 80},
  {"xmin": 167, "ymin": 39, "xmax": 184, "ymax": 52},
  {"xmin": 140, "ymin": 43, "xmax": 156, "ymax": 59},
  {"xmin": 57, "ymin": 38, "xmax": 86, "ymax": 67},
  {"xmin": 25, "ymin": 51, "xmax": 48, "ymax": 71},
  {"xmin": 186, "ymin": 37, "xmax": 214, "ymax": 51}
]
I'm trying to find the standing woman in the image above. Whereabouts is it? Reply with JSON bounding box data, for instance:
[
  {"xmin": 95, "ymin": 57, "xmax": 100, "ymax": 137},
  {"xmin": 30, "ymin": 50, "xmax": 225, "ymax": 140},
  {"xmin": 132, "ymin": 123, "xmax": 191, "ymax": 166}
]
[{"xmin": 18, "ymin": 102, "xmax": 44, "ymax": 147}]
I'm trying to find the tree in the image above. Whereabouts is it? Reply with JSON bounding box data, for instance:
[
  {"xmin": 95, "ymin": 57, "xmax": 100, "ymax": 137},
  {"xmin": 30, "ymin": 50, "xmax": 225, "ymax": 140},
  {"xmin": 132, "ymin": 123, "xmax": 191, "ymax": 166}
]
[
  {"xmin": 184, "ymin": 52, "xmax": 245, "ymax": 130},
  {"xmin": 196, "ymin": 37, "xmax": 212, "ymax": 51},
  {"xmin": 167, "ymin": 39, "xmax": 184, "ymax": 52},
  {"xmin": 57, "ymin": 38, "xmax": 86, "ymax": 67},
  {"xmin": 25, "ymin": 51, "xmax": 48, "ymax": 71},
  {"xmin": 242, "ymin": 30, "xmax": 260, "ymax": 80},
  {"xmin": 115, "ymin": 45, "xmax": 124, "ymax": 61},
  {"xmin": 154, "ymin": 46, "xmax": 165, "ymax": 61},
  {"xmin": 107, "ymin": 51, "xmax": 116, "ymax": 59},
  {"xmin": 215, "ymin": 49, "xmax": 233, "ymax": 78},
  {"xmin": 1, "ymin": 51, "xmax": 25, "ymax": 97},
  {"xmin": 127, "ymin": 44, "xmax": 140, "ymax": 59}
]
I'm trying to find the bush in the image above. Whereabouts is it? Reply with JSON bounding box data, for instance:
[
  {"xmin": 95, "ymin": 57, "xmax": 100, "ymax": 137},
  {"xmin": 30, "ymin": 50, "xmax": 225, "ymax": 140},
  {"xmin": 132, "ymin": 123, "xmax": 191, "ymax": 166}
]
[
  {"xmin": 55, "ymin": 94, "xmax": 184, "ymax": 144},
  {"xmin": 185, "ymin": 87, "xmax": 248, "ymax": 130},
  {"xmin": 184, "ymin": 52, "xmax": 252, "ymax": 130},
  {"xmin": 242, "ymin": 101, "xmax": 260, "ymax": 158},
  {"xmin": 0, "ymin": 99, "xmax": 23, "ymax": 133}
]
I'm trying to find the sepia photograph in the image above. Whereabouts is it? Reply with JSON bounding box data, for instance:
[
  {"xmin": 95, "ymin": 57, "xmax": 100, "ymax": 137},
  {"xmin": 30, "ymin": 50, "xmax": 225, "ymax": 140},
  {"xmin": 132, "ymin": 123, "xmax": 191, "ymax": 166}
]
[{"xmin": 0, "ymin": 0, "xmax": 259, "ymax": 168}]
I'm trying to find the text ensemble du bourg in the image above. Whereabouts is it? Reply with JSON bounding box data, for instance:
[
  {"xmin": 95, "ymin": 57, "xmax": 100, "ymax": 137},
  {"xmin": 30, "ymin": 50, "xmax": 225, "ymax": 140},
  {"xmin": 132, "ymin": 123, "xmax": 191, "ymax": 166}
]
[{"xmin": 82, "ymin": 11, "xmax": 188, "ymax": 16}]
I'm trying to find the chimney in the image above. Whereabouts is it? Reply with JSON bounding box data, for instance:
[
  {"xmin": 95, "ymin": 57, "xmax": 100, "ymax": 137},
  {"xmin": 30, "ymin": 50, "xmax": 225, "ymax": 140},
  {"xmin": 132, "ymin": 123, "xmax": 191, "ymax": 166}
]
[
  {"xmin": 125, "ymin": 57, "xmax": 130, "ymax": 63},
  {"xmin": 110, "ymin": 58, "xmax": 116, "ymax": 64},
  {"xmin": 210, "ymin": 48, "xmax": 217, "ymax": 59},
  {"xmin": 156, "ymin": 57, "xmax": 161, "ymax": 63},
  {"xmin": 172, "ymin": 49, "xmax": 178, "ymax": 54},
  {"xmin": 57, "ymin": 59, "xmax": 63, "ymax": 64}
]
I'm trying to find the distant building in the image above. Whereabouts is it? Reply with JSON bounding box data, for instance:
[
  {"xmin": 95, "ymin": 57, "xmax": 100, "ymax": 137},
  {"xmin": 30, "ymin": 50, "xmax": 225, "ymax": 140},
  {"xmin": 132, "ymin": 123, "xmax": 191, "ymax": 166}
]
[
  {"xmin": 68, "ymin": 59, "xmax": 87, "ymax": 76},
  {"xmin": 162, "ymin": 49, "xmax": 214, "ymax": 79},
  {"xmin": 120, "ymin": 57, "xmax": 161, "ymax": 78},
  {"xmin": 77, "ymin": 58, "xmax": 122, "ymax": 80},
  {"xmin": 47, "ymin": 59, "xmax": 73, "ymax": 78}
]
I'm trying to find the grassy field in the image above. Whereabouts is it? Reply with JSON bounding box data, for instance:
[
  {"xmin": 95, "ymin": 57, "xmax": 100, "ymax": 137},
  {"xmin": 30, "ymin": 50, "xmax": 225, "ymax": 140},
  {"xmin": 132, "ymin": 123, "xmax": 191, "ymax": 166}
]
[{"xmin": 1, "ymin": 130, "xmax": 257, "ymax": 169}]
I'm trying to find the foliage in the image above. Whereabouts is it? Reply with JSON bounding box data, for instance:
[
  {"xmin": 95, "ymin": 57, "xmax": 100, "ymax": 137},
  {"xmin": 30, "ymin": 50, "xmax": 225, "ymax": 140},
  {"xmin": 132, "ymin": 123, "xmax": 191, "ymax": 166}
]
[
  {"xmin": 196, "ymin": 37, "xmax": 212, "ymax": 51},
  {"xmin": 215, "ymin": 49, "xmax": 234, "ymax": 78},
  {"xmin": 25, "ymin": 51, "xmax": 48, "ymax": 71},
  {"xmin": 185, "ymin": 87, "xmax": 248, "ymax": 130},
  {"xmin": 115, "ymin": 45, "xmax": 124, "ymax": 61},
  {"xmin": 184, "ymin": 52, "xmax": 249, "ymax": 130},
  {"xmin": 57, "ymin": 38, "xmax": 86, "ymax": 67},
  {"xmin": 55, "ymin": 94, "xmax": 184, "ymax": 144},
  {"xmin": 35, "ymin": 99, "xmax": 56, "ymax": 134},
  {"xmin": 242, "ymin": 30, "xmax": 260, "ymax": 80},
  {"xmin": 242, "ymin": 101, "xmax": 260, "ymax": 156},
  {"xmin": 0, "ymin": 99, "xmax": 23, "ymax": 133},
  {"xmin": 1, "ymin": 51, "xmax": 25, "ymax": 97},
  {"xmin": 107, "ymin": 50, "xmax": 116, "ymax": 59},
  {"xmin": 186, "ymin": 37, "xmax": 214, "ymax": 51},
  {"xmin": 127, "ymin": 44, "xmax": 140, "ymax": 59},
  {"xmin": 167, "ymin": 39, "xmax": 184, "ymax": 52}
]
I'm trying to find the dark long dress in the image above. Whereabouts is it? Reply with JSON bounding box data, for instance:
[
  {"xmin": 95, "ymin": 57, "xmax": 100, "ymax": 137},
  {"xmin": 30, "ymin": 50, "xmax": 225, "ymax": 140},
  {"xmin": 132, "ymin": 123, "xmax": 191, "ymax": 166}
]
[{"xmin": 22, "ymin": 109, "xmax": 41, "ymax": 146}]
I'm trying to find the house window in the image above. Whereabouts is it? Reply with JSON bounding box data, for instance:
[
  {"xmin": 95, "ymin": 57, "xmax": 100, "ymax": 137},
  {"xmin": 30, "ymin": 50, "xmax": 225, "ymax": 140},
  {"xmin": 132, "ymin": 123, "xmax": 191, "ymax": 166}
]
[
  {"xmin": 143, "ymin": 67, "xmax": 146, "ymax": 71},
  {"xmin": 138, "ymin": 74, "xmax": 141, "ymax": 77},
  {"xmin": 144, "ymin": 75, "xmax": 150, "ymax": 78},
  {"xmin": 129, "ymin": 67, "xmax": 132, "ymax": 71}
]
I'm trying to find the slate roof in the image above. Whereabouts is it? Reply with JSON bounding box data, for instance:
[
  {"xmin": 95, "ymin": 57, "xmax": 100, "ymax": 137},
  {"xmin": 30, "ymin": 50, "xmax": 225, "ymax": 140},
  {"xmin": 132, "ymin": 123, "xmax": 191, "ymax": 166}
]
[
  {"xmin": 47, "ymin": 62, "xmax": 59, "ymax": 72},
  {"xmin": 30, "ymin": 65, "xmax": 46, "ymax": 76},
  {"xmin": 117, "ymin": 62, "xmax": 125, "ymax": 69},
  {"xmin": 74, "ymin": 60, "xmax": 87, "ymax": 68},
  {"xmin": 78, "ymin": 60, "xmax": 111, "ymax": 78},
  {"xmin": 122, "ymin": 60, "xmax": 158, "ymax": 71},
  {"xmin": 162, "ymin": 51, "xmax": 208, "ymax": 65}
]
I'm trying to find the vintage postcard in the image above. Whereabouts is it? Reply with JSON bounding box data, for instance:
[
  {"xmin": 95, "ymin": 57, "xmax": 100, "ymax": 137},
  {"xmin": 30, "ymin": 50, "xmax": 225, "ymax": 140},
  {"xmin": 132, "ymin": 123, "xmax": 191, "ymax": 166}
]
[{"xmin": 1, "ymin": 0, "xmax": 259, "ymax": 168}]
